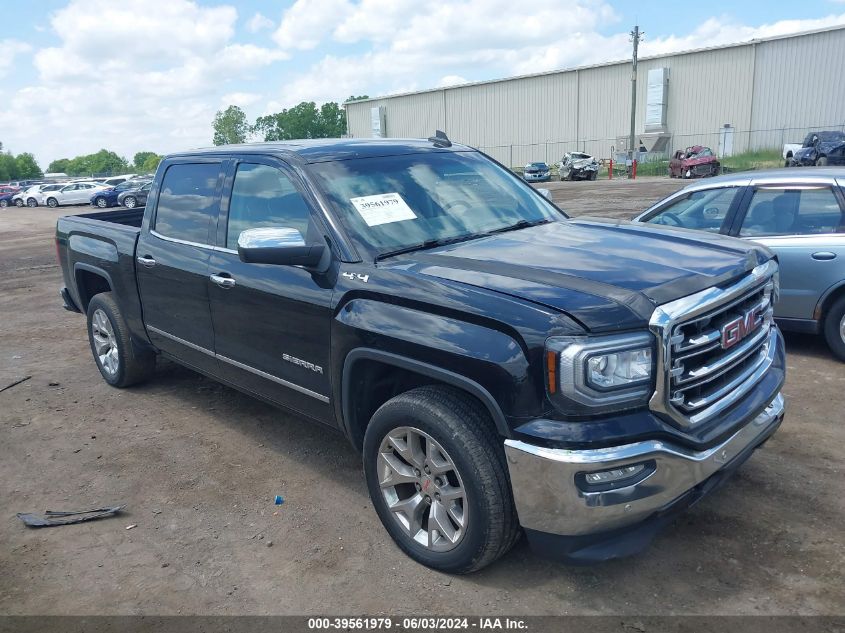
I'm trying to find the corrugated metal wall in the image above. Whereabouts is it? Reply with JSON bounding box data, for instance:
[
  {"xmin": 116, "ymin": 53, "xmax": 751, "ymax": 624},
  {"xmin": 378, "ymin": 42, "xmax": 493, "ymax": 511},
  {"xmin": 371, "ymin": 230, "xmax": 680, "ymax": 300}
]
[{"xmin": 346, "ymin": 27, "xmax": 845, "ymax": 165}]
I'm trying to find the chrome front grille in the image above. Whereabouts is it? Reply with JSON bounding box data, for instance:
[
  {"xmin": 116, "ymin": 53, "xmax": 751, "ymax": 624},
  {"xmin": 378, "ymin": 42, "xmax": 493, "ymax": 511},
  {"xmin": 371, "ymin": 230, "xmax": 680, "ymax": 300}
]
[{"xmin": 649, "ymin": 261, "xmax": 778, "ymax": 428}]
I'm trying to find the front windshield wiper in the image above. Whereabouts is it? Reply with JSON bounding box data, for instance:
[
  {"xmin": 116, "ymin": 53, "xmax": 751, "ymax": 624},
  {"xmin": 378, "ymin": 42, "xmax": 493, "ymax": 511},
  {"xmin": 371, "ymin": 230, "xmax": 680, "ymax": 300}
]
[{"xmin": 484, "ymin": 217, "xmax": 552, "ymax": 235}]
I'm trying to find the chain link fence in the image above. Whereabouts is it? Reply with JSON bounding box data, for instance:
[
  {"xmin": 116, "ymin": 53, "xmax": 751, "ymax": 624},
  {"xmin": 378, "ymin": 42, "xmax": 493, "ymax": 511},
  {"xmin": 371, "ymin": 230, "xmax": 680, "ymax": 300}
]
[{"xmin": 478, "ymin": 123, "xmax": 845, "ymax": 172}]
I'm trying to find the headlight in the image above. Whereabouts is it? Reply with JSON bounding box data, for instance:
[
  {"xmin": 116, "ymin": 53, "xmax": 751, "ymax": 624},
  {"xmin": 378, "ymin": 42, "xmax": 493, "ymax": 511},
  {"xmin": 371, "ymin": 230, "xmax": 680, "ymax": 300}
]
[{"xmin": 546, "ymin": 332, "xmax": 654, "ymax": 415}]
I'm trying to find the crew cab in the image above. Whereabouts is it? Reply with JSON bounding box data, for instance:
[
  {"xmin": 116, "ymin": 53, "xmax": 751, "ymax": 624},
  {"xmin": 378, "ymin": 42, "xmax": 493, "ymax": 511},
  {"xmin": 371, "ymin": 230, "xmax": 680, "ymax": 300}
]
[{"xmin": 57, "ymin": 136, "xmax": 786, "ymax": 573}]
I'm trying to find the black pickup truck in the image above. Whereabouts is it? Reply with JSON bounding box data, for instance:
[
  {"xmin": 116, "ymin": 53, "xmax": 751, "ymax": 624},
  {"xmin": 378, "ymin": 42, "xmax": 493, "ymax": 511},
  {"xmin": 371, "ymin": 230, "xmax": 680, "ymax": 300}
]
[{"xmin": 57, "ymin": 136, "xmax": 786, "ymax": 573}]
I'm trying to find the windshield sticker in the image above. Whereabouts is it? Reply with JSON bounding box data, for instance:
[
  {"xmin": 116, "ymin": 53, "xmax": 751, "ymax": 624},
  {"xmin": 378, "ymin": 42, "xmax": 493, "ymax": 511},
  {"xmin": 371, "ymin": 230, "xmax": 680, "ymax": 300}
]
[{"xmin": 350, "ymin": 193, "xmax": 417, "ymax": 227}]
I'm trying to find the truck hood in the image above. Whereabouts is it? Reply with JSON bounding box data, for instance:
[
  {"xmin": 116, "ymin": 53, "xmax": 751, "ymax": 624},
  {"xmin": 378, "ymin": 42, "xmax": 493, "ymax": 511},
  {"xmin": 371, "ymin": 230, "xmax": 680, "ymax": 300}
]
[{"xmin": 388, "ymin": 219, "xmax": 770, "ymax": 331}]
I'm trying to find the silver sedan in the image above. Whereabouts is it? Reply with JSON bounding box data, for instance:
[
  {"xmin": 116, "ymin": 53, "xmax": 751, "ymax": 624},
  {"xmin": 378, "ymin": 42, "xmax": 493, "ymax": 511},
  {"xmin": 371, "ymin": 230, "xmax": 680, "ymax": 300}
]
[{"xmin": 633, "ymin": 168, "xmax": 845, "ymax": 360}]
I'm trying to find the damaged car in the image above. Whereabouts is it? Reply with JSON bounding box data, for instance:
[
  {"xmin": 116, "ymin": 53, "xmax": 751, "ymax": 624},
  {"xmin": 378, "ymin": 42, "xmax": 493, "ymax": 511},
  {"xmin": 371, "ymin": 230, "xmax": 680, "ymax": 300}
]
[
  {"xmin": 669, "ymin": 145, "xmax": 720, "ymax": 178},
  {"xmin": 558, "ymin": 152, "xmax": 599, "ymax": 181},
  {"xmin": 790, "ymin": 131, "xmax": 845, "ymax": 167}
]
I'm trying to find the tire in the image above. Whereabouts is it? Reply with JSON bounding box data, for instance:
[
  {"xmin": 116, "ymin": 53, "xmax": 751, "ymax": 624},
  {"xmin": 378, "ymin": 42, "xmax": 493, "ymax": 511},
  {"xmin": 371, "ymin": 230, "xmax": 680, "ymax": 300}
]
[
  {"xmin": 589, "ymin": 171, "xmax": 597, "ymax": 181},
  {"xmin": 823, "ymin": 295, "xmax": 845, "ymax": 362},
  {"xmin": 86, "ymin": 292, "xmax": 155, "ymax": 387},
  {"xmin": 363, "ymin": 385, "xmax": 520, "ymax": 574},
  {"xmin": 123, "ymin": 196, "xmax": 137, "ymax": 208},
  {"xmin": 27, "ymin": 198, "xmax": 37, "ymax": 207},
  {"xmin": 15, "ymin": 198, "xmax": 23, "ymax": 207},
  {"xmin": 46, "ymin": 197, "xmax": 58, "ymax": 208},
  {"xmin": 816, "ymin": 156, "xmax": 828, "ymax": 167},
  {"xmin": 0, "ymin": 199, "xmax": 8, "ymax": 208},
  {"xmin": 95, "ymin": 196, "xmax": 108, "ymax": 208}
]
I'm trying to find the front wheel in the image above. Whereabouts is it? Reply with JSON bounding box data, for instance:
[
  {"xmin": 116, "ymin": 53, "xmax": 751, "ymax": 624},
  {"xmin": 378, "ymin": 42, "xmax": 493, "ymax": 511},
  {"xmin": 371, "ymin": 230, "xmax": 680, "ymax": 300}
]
[
  {"xmin": 15, "ymin": 198, "xmax": 23, "ymax": 207},
  {"xmin": 95, "ymin": 196, "xmax": 108, "ymax": 208},
  {"xmin": 86, "ymin": 292, "xmax": 155, "ymax": 387},
  {"xmin": 363, "ymin": 385, "xmax": 520, "ymax": 573},
  {"xmin": 823, "ymin": 296, "xmax": 845, "ymax": 362},
  {"xmin": 0, "ymin": 199, "xmax": 8, "ymax": 208},
  {"xmin": 123, "ymin": 196, "xmax": 137, "ymax": 208},
  {"xmin": 27, "ymin": 198, "xmax": 38, "ymax": 207},
  {"xmin": 816, "ymin": 156, "xmax": 828, "ymax": 167},
  {"xmin": 46, "ymin": 197, "xmax": 58, "ymax": 208}
]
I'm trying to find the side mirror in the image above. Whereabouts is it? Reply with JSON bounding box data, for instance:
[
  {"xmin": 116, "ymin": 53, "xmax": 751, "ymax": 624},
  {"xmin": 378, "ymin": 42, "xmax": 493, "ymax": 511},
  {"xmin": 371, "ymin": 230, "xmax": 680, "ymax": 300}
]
[
  {"xmin": 537, "ymin": 188, "xmax": 552, "ymax": 200},
  {"xmin": 238, "ymin": 227, "xmax": 327, "ymax": 269}
]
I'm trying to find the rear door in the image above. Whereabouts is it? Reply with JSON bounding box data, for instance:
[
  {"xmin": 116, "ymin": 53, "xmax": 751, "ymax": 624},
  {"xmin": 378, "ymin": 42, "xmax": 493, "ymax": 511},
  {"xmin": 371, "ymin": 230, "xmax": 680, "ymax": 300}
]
[
  {"xmin": 207, "ymin": 157, "xmax": 335, "ymax": 422},
  {"xmin": 731, "ymin": 182, "xmax": 845, "ymax": 320},
  {"xmin": 136, "ymin": 160, "xmax": 224, "ymax": 372}
]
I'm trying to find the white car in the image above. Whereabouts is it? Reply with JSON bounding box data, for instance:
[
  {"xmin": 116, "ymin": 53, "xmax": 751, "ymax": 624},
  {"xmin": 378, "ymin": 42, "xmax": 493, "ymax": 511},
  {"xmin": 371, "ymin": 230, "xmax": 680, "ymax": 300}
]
[
  {"xmin": 17, "ymin": 183, "xmax": 66, "ymax": 207},
  {"xmin": 41, "ymin": 182, "xmax": 108, "ymax": 207}
]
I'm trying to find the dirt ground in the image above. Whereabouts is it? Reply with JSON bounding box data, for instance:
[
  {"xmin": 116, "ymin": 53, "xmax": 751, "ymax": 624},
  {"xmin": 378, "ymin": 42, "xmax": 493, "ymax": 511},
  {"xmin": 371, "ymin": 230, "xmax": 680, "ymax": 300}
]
[{"xmin": 0, "ymin": 177, "xmax": 843, "ymax": 616}]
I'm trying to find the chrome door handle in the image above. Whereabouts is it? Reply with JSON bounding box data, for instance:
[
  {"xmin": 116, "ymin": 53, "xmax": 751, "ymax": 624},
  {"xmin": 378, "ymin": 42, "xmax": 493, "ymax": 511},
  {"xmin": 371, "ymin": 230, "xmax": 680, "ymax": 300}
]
[
  {"xmin": 210, "ymin": 273, "xmax": 236, "ymax": 289},
  {"xmin": 136, "ymin": 255, "xmax": 157, "ymax": 268},
  {"xmin": 811, "ymin": 251, "xmax": 837, "ymax": 261}
]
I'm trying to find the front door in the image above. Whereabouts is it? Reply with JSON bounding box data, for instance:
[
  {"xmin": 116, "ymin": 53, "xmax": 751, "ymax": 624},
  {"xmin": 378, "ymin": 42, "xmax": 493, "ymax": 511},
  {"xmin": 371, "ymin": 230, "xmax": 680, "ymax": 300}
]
[
  {"xmin": 207, "ymin": 159, "xmax": 335, "ymax": 422},
  {"xmin": 733, "ymin": 184, "xmax": 845, "ymax": 320},
  {"xmin": 136, "ymin": 160, "xmax": 224, "ymax": 372}
]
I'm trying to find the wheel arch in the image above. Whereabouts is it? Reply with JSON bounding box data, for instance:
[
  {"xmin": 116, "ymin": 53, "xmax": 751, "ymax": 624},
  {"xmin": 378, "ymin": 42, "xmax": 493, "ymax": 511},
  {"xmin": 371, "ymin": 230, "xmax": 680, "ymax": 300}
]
[
  {"xmin": 73, "ymin": 263, "xmax": 114, "ymax": 312},
  {"xmin": 341, "ymin": 348, "xmax": 511, "ymax": 452},
  {"xmin": 816, "ymin": 281, "xmax": 845, "ymax": 323}
]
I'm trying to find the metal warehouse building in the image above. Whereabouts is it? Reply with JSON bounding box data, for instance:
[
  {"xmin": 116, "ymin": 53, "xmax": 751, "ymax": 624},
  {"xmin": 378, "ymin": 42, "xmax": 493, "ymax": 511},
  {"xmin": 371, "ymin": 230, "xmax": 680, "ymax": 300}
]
[{"xmin": 345, "ymin": 25, "xmax": 845, "ymax": 167}]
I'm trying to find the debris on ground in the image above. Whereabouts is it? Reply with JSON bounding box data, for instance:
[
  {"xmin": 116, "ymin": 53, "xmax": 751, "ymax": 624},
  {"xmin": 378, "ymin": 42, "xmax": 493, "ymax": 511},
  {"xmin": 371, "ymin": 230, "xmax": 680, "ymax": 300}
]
[
  {"xmin": 16, "ymin": 505, "xmax": 126, "ymax": 527},
  {"xmin": 125, "ymin": 524, "xmax": 137, "ymax": 530},
  {"xmin": 274, "ymin": 495, "xmax": 284, "ymax": 505},
  {"xmin": 0, "ymin": 376, "xmax": 32, "ymax": 393}
]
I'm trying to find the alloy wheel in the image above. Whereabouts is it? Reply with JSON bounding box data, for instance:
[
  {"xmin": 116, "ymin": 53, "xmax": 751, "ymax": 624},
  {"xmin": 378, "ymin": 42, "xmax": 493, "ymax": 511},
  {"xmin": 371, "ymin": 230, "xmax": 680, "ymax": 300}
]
[
  {"xmin": 840, "ymin": 313, "xmax": 845, "ymax": 345},
  {"xmin": 96, "ymin": 197, "xmax": 107, "ymax": 208},
  {"xmin": 124, "ymin": 196, "xmax": 136, "ymax": 208},
  {"xmin": 91, "ymin": 308, "xmax": 119, "ymax": 376},
  {"xmin": 376, "ymin": 426, "xmax": 468, "ymax": 552}
]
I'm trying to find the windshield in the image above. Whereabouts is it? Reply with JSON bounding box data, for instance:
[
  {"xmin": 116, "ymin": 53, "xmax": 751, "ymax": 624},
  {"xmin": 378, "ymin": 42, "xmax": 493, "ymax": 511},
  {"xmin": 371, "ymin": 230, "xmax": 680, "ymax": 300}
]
[{"xmin": 308, "ymin": 150, "xmax": 562, "ymax": 259}]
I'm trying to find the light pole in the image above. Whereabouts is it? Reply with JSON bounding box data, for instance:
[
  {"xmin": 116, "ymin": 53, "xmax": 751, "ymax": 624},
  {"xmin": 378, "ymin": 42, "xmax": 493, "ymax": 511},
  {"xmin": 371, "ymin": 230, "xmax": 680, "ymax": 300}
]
[{"xmin": 629, "ymin": 25, "xmax": 643, "ymax": 178}]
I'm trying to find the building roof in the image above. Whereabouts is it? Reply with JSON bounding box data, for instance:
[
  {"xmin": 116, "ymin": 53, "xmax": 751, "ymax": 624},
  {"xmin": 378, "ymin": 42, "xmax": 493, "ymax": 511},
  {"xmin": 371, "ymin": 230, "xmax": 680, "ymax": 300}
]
[{"xmin": 344, "ymin": 24, "xmax": 845, "ymax": 105}]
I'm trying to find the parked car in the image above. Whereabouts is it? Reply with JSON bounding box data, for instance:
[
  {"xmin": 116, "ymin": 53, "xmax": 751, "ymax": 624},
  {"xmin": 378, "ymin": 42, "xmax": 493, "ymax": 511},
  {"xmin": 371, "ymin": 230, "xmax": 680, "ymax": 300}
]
[
  {"xmin": 522, "ymin": 162, "xmax": 550, "ymax": 182},
  {"xmin": 90, "ymin": 180, "xmax": 151, "ymax": 208},
  {"xmin": 669, "ymin": 145, "xmax": 721, "ymax": 178},
  {"xmin": 57, "ymin": 137, "xmax": 785, "ymax": 572},
  {"xmin": 12, "ymin": 185, "xmax": 45, "ymax": 207},
  {"xmin": 0, "ymin": 191, "xmax": 16, "ymax": 207},
  {"xmin": 117, "ymin": 181, "xmax": 152, "ymax": 208},
  {"xmin": 42, "ymin": 181, "xmax": 108, "ymax": 207},
  {"xmin": 790, "ymin": 131, "xmax": 845, "ymax": 167},
  {"xmin": 783, "ymin": 141, "xmax": 803, "ymax": 167},
  {"xmin": 0, "ymin": 185, "xmax": 21, "ymax": 195},
  {"xmin": 558, "ymin": 152, "xmax": 599, "ymax": 181},
  {"xmin": 27, "ymin": 183, "xmax": 66, "ymax": 207},
  {"xmin": 633, "ymin": 167, "xmax": 845, "ymax": 360}
]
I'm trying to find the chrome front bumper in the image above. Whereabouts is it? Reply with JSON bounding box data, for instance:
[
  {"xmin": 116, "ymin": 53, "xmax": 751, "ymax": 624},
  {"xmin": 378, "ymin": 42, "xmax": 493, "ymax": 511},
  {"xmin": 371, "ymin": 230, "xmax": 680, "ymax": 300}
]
[{"xmin": 504, "ymin": 392, "xmax": 785, "ymax": 537}]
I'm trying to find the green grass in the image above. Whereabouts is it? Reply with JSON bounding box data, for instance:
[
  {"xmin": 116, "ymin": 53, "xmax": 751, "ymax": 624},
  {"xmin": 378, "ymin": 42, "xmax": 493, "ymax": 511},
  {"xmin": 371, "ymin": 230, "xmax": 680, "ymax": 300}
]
[{"xmin": 719, "ymin": 149, "xmax": 783, "ymax": 172}]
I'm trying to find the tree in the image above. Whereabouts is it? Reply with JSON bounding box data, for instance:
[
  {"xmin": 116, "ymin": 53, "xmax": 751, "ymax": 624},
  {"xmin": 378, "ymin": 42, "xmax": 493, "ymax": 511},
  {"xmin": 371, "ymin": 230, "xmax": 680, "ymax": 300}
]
[
  {"xmin": 346, "ymin": 95, "xmax": 369, "ymax": 102},
  {"xmin": 63, "ymin": 149, "xmax": 129, "ymax": 176},
  {"xmin": 47, "ymin": 158, "xmax": 71, "ymax": 174},
  {"xmin": 0, "ymin": 153, "xmax": 19, "ymax": 181},
  {"xmin": 133, "ymin": 151, "xmax": 159, "ymax": 171},
  {"xmin": 253, "ymin": 101, "xmax": 348, "ymax": 141},
  {"xmin": 212, "ymin": 105, "xmax": 249, "ymax": 145},
  {"xmin": 15, "ymin": 153, "xmax": 42, "ymax": 179},
  {"xmin": 140, "ymin": 153, "xmax": 162, "ymax": 173}
]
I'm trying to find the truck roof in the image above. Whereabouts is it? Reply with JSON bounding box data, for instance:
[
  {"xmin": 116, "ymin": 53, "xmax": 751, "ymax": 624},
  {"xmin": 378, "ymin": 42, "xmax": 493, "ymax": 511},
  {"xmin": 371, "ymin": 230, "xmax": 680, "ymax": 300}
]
[{"xmin": 167, "ymin": 138, "xmax": 476, "ymax": 164}]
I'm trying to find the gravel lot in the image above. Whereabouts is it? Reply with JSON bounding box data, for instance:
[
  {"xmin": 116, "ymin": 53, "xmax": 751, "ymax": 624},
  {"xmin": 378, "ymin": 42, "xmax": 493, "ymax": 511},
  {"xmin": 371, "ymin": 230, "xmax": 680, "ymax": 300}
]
[{"xmin": 1, "ymin": 177, "xmax": 843, "ymax": 616}]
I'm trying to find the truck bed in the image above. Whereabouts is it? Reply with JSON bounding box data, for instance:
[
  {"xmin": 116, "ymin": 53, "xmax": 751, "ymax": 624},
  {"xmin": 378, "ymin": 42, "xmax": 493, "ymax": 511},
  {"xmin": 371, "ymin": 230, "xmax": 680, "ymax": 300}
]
[{"xmin": 74, "ymin": 207, "xmax": 144, "ymax": 228}]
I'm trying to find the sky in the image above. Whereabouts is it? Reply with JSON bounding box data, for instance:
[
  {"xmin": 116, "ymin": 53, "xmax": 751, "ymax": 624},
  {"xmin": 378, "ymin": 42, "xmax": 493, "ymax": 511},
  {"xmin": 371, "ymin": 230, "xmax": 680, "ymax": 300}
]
[{"xmin": 1, "ymin": 0, "xmax": 845, "ymax": 168}]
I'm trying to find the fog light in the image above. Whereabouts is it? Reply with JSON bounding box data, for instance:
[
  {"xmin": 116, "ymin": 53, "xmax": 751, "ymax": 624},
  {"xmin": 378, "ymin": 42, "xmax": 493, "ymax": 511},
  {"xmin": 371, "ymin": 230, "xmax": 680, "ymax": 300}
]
[{"xmin": 584, "ymin": 464, "xmax": 646, "ymax": 485}]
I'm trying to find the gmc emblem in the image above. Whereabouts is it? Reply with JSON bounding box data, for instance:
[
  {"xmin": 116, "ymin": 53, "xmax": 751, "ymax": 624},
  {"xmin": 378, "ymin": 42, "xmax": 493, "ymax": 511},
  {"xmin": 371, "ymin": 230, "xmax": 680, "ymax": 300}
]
[{"xmin": 721, "ymin": 307, "xmax": 763, "ymax": 350}]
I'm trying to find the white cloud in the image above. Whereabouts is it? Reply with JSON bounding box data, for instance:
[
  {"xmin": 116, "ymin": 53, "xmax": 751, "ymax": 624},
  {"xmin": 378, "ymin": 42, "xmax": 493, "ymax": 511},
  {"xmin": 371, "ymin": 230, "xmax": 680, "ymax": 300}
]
[
  {"xmin": 247, "ymin": 12, "xmax": 274, "ymax": 33},
  {"xmin": 221, "ymin": 92, "xmax": 262, "ymax": 108},
  {"xmin": 0, "ymin": 40, "xmax": 31, "ymax": 78},
  {"xmin": 438, "ymin": 75, "xmax": 467, "ymax": 87},
  {"xmin": 0, "ymin": 0, "xmax": 288, "ymax": 165},
  {"xmin": 273, "ymin": 0, "xmax": 354, "ymax": 50}
]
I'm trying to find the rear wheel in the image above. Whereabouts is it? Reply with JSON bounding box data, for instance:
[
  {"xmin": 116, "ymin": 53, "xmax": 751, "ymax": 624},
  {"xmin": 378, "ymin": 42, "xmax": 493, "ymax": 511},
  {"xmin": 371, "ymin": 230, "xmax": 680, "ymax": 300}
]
[
  {"xmin": 823, "ymin": 296, "xmax": 845, "ymax": 362},
  {"xmin": 46, "ymin": 197, "xmax": 58, "ymax": 208},
  {"xmin": 816, "ymin": 156, "xmax": 828, "ymax": 167},
  {"xmin": 123, "ymin": 196, "xmax": 137, "ymax": 208},
  {"xmin": 363, "ymin": 385, "xmax": 520, "ymax": 573},
  {"xmin": 27, "ymin": 198, "xmax": 37, "ymax": 207},
  {"xmin": 15, "ymin": 198, "xmax": 23, "ymax": 207},
  {"xmin": 86, "ymin": 292, "xmax": 155, "ymax": 387}
]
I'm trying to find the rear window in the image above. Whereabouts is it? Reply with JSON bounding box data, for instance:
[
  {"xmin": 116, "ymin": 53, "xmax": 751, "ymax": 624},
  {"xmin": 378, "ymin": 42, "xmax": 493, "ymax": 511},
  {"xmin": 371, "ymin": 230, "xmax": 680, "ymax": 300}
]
[{"xmin": 154, "ymin": 163, "xmax": 221, "ymax": 245}]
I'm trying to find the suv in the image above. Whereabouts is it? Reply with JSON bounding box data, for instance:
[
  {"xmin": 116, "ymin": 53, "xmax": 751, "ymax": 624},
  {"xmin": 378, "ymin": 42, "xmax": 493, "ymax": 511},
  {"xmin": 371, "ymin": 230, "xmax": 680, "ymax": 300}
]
[{"xmin": 56, "ymin": 137, "xmax": 785, "ymax": 572}]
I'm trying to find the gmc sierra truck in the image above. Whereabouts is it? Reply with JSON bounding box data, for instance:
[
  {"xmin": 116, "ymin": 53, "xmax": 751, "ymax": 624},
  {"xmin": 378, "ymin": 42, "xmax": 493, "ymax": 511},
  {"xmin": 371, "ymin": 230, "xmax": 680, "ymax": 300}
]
[{"xmin": 56, "ymin": 135, "xmax": 786, "ymax": 573}]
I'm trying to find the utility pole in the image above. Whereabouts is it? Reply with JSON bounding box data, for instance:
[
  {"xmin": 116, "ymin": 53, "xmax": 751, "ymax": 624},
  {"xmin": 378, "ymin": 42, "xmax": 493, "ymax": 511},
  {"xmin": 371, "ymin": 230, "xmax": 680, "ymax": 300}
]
[{"xmin": 629, "ymin": 25, "xmax": 643, "ymax": 176}]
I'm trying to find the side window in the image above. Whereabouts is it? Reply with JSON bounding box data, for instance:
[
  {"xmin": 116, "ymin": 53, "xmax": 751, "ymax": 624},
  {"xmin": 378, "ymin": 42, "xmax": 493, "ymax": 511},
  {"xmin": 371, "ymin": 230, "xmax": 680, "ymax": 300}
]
[
  {"xmin": 226, "ymin": 163, "xmax": 312, "ymax": 248},
  {"xmin": 154, "ymin": 163, "xmax": 221, "ymax": 244},
  {"xmin": 646, "ymin": 187, "xmax": 737, "ymax": 233},
  {"xmin": 740, "ymin": 187, "xmax": 843, "ymax": 237}
]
